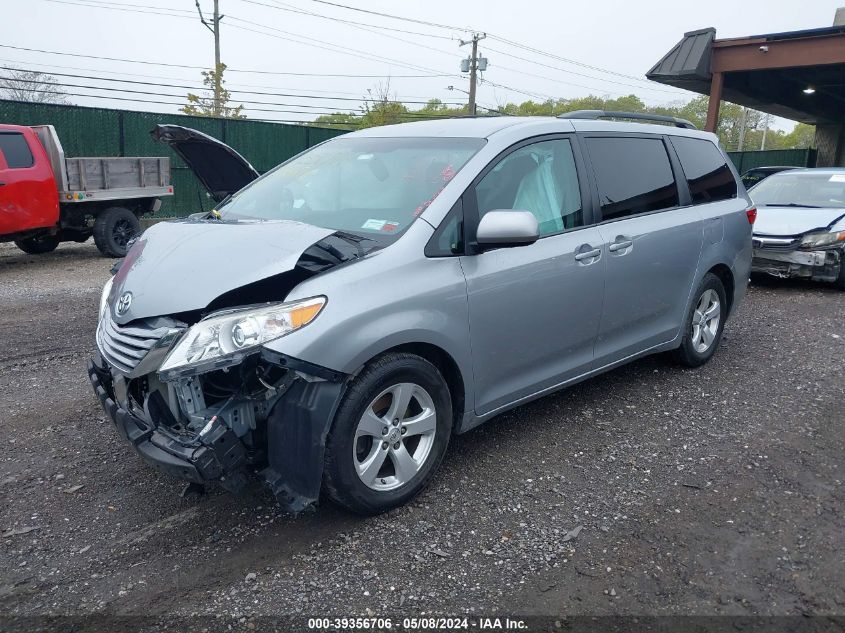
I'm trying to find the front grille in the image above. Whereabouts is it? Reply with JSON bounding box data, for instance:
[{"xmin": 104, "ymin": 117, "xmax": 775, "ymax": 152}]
[
  {"xmin": 96, "ymin": 315, "xmax": 176, "ymax": 375},
  {"xmin": 752, "ymin": 235, "xmax": 801, "ymax": 251}
]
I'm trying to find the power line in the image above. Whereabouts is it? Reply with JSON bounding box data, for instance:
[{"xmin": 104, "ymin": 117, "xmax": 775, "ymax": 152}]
[
  {"xmin": 242, "ymin": 0, "xmax": 461, "ymax": 62},
  {"xmin": 238, "ymin": 0, "xmax": 457, "ymax": 40},
  {"xmin": 232, "ymin": 0, "xmax": 686, "ymax": 102},
  {"xmin": 0, "ymin": 65, "xmax": 465, "ymax": 105},
  {"xmin": 295, "ymin": 0, "xmax": 681, "ymax": 96},
  {"xmin": 54, "ymin": 0, "xmax": 195, "ymax": 12},
  {"xmin": 35, "ymin": 0, "xmax": 464, "ymax": 82},
  {"xmin": 0, "ymin": 57, "xmax": 449, "ymax": 100},
  {"xmin": 305, "ymin": 0, "xmax": 468, "ymax": 33},
  {"xmin": 42, "ymin": 0, "xmax": 199, "ymax": 18},
  {"xmin": 0, "ymin": 44, "xmax": 452, "ymax": 78},
  {"xmin": 0, "ymin": 75, "xmax": 480, "ymax": 122},
  {"xmin": 0, "ymin": 75, "xmax": 358, "ymax": 115},
  {"xmin": 224, "ymin": 17, "xmax": 459, "ymax": 79},
  {"xmin": 31, "ymin": 0, "xmax": 689, "ymax": 105},
  {"xmin": 487, "ymin": 34, "xmax": 673, "ymax": 89},
  {"xmin": 485, "ymin": 44, "xmax": 688, "ymax": 96}
]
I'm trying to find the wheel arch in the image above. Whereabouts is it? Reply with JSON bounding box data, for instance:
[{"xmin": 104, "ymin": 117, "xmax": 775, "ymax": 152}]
[
  {"xmin": 361, "ymin": 341, "xmax": 467, "ymax": 434},
  {"xmin": 706, "ymin": 263, "xmax": 735, "ymax": 317}
]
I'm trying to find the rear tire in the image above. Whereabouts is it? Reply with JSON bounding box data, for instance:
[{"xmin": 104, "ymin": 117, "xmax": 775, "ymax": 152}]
[
  {"xmin": 14, "ymin": 234, "xmax": 59, "ymax": 254},
  {"xmin": 672, "ymin": 273, "xmax": 727, "ymax": 367},
  {"xmin": 323, "ymin": 353, "xmax": 452, "ymax": 515},
  {"xmin": 93, "ymin": 207, "xmax": 140, "ymax": 257}
]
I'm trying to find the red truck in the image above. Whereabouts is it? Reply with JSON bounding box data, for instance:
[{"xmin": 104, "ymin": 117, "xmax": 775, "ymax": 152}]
[{"xmin": 0, "ymin": 124, "xmax": 172, "ymax": 257}]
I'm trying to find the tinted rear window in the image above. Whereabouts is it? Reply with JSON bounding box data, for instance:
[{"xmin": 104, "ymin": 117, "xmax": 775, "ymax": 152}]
[
  {"xmin": 0, "ymin": 132, "xmax": 34, "ymax": 169},
  {"xmin": 586, "ymin": 136, "xmax": 679, "ymax": 220},
  {"xmin": 672, "ymin": 136, "xmax": 737, "ymax": 203}
]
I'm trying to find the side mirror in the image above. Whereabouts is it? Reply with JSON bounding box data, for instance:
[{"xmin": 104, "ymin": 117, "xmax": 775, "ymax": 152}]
[{"xmin": 476, "ymin": 210, "xmax": 539, "ymax": 248}]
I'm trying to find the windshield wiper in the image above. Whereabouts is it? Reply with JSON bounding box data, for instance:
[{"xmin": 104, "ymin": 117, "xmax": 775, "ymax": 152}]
[{"xmin": 761, "ymin": 202, "xmax": 822, "ymax": 208}]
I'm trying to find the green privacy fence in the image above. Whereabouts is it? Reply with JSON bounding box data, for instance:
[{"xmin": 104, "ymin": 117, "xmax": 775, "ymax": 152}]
[
  {"xmin": 0, "ymin": 99, "xmax": 345, "ymax": 217},
  {"xmin": 727, "ymin": 148, "xmax": 817, "ymax": 173}
]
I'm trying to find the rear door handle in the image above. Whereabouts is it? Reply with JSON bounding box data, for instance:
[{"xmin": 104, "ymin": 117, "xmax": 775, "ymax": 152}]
[
  {"xmin": 608, "ymin": 237, "xmax": 633, "ymax": 253},
  {"xmin": 574, "ymin": 248, "xmax": 601, "ymax": 261},
  {"xmin": 0, "ymin": 182, "xmax": 5, "ymax": 186}
]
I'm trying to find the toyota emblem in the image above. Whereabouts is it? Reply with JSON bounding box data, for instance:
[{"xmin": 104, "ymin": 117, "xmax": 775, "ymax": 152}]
[{"xmin": 116, "ymin": 291, "xmax": 133, "ymax": 316}]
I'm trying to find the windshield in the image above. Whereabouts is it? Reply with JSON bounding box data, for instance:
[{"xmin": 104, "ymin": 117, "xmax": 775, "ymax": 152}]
[
  {"xmin": 751, "ymin": 172, "xmax": 845, "ymax": 209},
  {"xmin": 219, "ymin": 136, "xmax": 485, "ymax": 240}
]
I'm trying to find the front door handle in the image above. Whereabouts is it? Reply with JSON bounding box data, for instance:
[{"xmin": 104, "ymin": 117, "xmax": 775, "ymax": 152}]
[
  {"xmin": 574, "ymin": 248, "xmax": 601, "ymax": 261},
  {"xmin": 0, "ymin": 182, "xmax": 6, "ymax": 186},
  {"xmin": 608, "ymin": 236, "xmax": 634, "ymax": 253}
]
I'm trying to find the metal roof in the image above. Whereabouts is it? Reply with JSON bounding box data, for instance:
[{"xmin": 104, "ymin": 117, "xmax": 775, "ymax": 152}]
[{"xmin": 646, "ymin": 28, "xmax": 715, "ymax": 88}]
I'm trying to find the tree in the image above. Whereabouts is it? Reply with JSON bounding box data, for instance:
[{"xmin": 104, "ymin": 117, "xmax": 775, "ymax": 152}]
[
  {"xmin": 782, "ymin": 123, "xmax": 815, "ymax": 149},
  {"xmin": 311, "ymin": 112, "xmax": 359, "ymax": 130},
  {"xmin": 181, "ymin": 63, "xmax": 245, "ymax": 118},
  {"xmin": 0, "ymin": 69, "xmax": 69, "ymax": 104},
  {"xmin": 357, "ymin": 81, "xmax": 410, "ymax": 128},
  {"xmin": 307, "ymin": 90, "xmax": 817, "ymax": 152}
]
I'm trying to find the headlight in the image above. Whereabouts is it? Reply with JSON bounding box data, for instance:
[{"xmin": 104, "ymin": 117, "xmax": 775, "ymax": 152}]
[
  {"xmin": 158, "ymin": 296, "xmax": 326, "ymax": 377},
  {"xmin": 99, "ymin": 276, "xmax": 114, "ymax": 319},
  {"xmin": 800, "ymin": 230, "xmax": 845, "ymax": 249}
]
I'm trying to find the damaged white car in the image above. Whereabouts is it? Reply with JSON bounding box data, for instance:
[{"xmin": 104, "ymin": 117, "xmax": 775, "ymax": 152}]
[{"xmin": 751, "ymin": 168, "xmax": 845, "ymax": 288}]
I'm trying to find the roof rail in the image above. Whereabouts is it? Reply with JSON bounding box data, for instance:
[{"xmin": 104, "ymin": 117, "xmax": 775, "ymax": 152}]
[{"xmin": 558, "ymin": 110, "xmax": 697, "ymax": 130}]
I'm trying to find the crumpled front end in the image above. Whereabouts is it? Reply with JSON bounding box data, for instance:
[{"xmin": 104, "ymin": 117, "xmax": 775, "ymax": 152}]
[
  {"xmin": 752, "ymin": 235, "xmax": 843, "ymax": 283},
  {"xmin": 87, "ymin": 312, "xmax": 347, "ymax": 512}
]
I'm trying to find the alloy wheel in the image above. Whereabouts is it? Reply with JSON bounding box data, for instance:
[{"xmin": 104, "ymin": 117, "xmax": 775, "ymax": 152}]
[
  {"xmin": 353, "ymin": 382, "xmax": 437, "ymax": 491},
  {"xmin": 691, "ymin": 288, "xmax": 721, "ymax": 353}
]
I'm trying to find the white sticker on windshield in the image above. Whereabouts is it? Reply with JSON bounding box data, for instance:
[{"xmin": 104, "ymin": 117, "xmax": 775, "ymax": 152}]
[
  {"xmin": 362, "ymin": 219, "xmax": 386, "ymax": 230},
  {"xmin": 829, "ymin": 175, "xmax": 845, "ymax": 182}
]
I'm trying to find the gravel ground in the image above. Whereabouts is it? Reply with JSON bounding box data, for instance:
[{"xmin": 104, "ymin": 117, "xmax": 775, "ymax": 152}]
[{"xmin": 1, "ymin": 240, "xmax": 843, "ymax": 621}]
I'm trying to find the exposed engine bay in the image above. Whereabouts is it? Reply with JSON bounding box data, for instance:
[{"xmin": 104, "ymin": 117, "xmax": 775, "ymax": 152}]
[{"xmin": 87, "ymin": 221, "xmax": 375, "ymax": 512}]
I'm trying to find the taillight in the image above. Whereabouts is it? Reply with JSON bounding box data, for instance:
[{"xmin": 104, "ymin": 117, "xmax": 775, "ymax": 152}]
[{"xmin": 746, "ymin": 207, "xmax": 757, "ymax": 224}]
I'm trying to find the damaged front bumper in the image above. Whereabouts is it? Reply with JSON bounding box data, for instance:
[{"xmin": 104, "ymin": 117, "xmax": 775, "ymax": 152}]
[
  {"xmin": 751, "ymin": 246, "xmax": 843, "ymax": 283},
  {"xmin": 87, "ymin": 348, "xmax": 346, "ymax": 512}
]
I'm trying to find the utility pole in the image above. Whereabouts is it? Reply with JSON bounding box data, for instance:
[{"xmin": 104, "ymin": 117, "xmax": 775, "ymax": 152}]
[
  {"xmin": 460, "ymin": 32, "xmax": 486, "ymax": 115},
  {"xmin": 195, "ymin": 0, "xmax": 224, "ymax": 116}
]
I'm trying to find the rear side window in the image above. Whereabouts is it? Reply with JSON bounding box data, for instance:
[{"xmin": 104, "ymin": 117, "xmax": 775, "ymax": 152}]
[
  {"xmin": 586, "ymin": 137, "xmax": 679, "ymax": 221},
  {"xmin": 672, "ymin": 136, "xmax": 737, "ymax": 203},
  {"xmin": 0, "ymin": 132, "xmax": 34, "ymax": 169}
]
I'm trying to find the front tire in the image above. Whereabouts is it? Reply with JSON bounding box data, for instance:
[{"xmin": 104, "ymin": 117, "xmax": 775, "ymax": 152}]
[
  {"xmin": 14, "ymin": 234, "xmax": 59, "ymax": 254},
  {"xmin": 93, "ymin": 207, "xmax": 140, "ymax": 257},
  {"xmin": 672, "ymin": 273, "xmax": 727, "ymax": 367},
  {"xmin": 323, "ymin": 353, "xmax": 452, "ymax": 515}
]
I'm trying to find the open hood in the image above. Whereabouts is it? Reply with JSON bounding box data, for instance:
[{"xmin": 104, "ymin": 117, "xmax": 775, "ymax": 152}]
[
  {"xmin": 110, "ymin": 219, "xmax": 335, "ymax": 324},
  {"xmin": 151, "ymin": 124, "xmax": 260, "ymax": 202},
  {"xmin": 753, "ymin": 206, "xmax": 845, "ymax": 237}
]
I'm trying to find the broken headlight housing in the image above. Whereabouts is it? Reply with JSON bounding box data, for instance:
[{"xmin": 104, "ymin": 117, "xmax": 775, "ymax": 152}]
[
  {"xmin": 158, "ymin": 297, "xmax": 326, "ymax": 378},
  {"xmin": 800, "ymin": 230, "xmax": 845, "ymax": 249}
]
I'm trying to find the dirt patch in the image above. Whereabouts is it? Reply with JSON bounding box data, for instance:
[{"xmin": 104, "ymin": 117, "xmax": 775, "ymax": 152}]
[{"xmin": 0, "ymin": 244, "xmax": 842, "ymax": 618}]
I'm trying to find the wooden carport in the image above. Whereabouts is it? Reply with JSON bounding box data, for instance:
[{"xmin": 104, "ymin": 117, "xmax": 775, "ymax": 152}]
[{"xmin": 647, "ymin": 12, "xmax": 845, "ymax": 166}]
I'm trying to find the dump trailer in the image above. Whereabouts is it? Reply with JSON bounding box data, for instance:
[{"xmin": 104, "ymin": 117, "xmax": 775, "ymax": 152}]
[{"xmin": 0, "ymin": 124, "xmax": 172, "ymax": 257}]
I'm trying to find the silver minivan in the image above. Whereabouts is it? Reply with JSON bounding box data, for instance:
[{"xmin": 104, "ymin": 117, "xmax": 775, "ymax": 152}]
[{"xmin": 88, "ymin": 112, "xmax": 753, "ymax": 514}]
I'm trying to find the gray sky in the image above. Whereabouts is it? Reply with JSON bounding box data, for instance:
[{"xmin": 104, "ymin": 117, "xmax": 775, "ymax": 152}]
[{"xmin": 1, "ymin": 0, "xmax": 842, "ymax": 128}]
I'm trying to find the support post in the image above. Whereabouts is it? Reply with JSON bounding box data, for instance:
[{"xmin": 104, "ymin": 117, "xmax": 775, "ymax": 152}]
[{"xmin": 705, "ymin": 71, "xmax": 723, "ymax": 132}]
